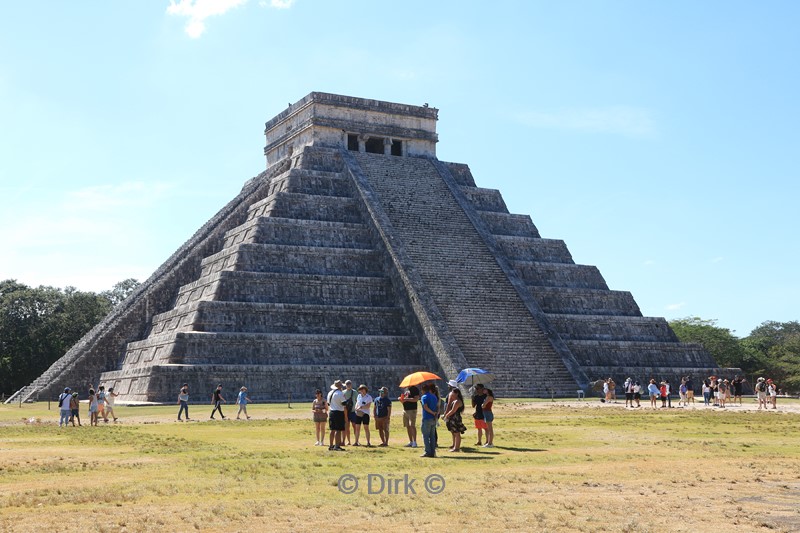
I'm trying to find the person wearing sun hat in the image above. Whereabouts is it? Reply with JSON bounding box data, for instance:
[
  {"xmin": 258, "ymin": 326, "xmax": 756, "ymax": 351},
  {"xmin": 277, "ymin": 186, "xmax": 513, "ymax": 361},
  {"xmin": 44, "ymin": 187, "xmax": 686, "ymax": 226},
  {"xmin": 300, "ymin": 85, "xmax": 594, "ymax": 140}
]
[
  {"xmin": 58, "ymin": 387, "xmax": 72, "ymax": 427},
  {"xmin": 353, "ymin": 384, "xmax": 373, "ymax": 446},
  {"xmin": 373, "ymin": 387, "xmax": 392, "ymax": 446},
  {"xmin": 326, "ymin": 380, "xmax": 346, "ymax": 451}
]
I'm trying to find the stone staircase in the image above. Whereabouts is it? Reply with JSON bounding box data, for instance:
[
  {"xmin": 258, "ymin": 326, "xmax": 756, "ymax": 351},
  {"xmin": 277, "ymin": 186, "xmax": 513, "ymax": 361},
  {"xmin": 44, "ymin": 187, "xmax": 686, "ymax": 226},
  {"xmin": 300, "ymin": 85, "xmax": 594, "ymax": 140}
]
[
  {"xmin": 349, "ymin": 152, "xmax": 582, "ymax": 397},
  {"xmin": 448, "ymin": 162, "xmax": 726, "ymax": 387},
  {"xmin": 99, "ymin": 148, "xmax": 424, "ymax": 401}
]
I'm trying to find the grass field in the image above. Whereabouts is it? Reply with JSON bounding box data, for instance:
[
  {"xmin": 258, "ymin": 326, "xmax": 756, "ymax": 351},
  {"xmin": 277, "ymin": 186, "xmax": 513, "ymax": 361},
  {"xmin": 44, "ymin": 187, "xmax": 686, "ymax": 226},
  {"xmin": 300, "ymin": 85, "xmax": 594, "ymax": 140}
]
[{"xmin": 1, "ymin": 399, "xmax": 799, "ymax": 532}]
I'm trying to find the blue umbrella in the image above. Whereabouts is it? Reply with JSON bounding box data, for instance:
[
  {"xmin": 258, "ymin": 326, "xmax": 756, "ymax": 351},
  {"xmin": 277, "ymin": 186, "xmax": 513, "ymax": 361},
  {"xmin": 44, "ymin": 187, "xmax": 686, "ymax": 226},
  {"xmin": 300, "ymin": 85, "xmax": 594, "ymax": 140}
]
[{"xmin": 456, "ymin": 368, "xmax": 495, "ymax": 387}]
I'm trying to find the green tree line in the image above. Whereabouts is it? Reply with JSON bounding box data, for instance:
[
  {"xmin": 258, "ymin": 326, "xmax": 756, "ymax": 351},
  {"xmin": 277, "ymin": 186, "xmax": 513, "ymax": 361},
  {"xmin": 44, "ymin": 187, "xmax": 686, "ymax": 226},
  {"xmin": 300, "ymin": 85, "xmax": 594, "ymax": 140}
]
[
  {"xmin": 0, "ymin": 279, "xmax": 139, "ymax": 397},
  {"xmin": 670, "ymin": 317, "xmax": 800, "ymax": 393}
]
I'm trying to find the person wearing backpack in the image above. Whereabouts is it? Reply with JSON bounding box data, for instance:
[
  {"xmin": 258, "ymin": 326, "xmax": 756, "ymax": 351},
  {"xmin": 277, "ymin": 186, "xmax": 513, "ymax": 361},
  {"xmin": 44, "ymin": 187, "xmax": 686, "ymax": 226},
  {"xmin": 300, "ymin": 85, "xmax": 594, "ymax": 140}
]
[
  {"xmin": 755, "ymin": 377, "xmax": 768, "ymax": 410},
  {"xmin": 58, "ymin": 387, "xmax": 72, "ymax": 427}
]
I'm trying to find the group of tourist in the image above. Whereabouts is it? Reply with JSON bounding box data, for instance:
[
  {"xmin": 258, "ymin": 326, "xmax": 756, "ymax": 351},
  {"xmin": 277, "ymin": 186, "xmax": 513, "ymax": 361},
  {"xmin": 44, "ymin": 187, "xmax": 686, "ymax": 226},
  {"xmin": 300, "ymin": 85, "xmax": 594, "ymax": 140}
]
[
  {"xmin": 57, "ymin": 385, "xmax": 119, "ymax": 427},
  {"xmin": 176, "ymin": 383, "xmax": 252, "ymax": 421},
  {"xmin": 608, "ymin": 374, "xmax": 781, "ymax": 410},
  {"xmin": 320, "ymin": 379, "xmax": 495, "ymax": 457}
]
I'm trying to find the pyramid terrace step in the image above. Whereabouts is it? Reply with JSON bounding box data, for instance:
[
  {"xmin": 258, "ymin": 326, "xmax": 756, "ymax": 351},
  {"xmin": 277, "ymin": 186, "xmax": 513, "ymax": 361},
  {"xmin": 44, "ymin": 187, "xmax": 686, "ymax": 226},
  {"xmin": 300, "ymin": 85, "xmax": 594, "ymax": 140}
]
[
  {"xmin": 184, "ymin": 270, "xmax": 395, "ymax": 307},
  {"xmin": 445, "ymin": 163, "xmax": 476, "ymax": 186},
  {"xmin": 530, "ymin": 287, "xmax": 641, "ymax": 316},
  {"xmin": 223, "ymin": 217, "xmax": 372, "ymax": 250},
  {"xmin": 459, "ymin": 186, "xmax": 508, "ymax": 212},
  {"xmin": 511, "ymin": 260, "xmax": 609, "ymax": 289},
  {"xmin": 547, "ymin": 314, "xmax": 678, "ymax": 342},
  {"xmin": 264, "ymin": 168, "xmax": 353, "ymax": 198},
  {"xmin": 566, "ymin": 340, "xmax": 716, "ymax": 368},
  {"xmin": 293, "ymin": 145, "xmax": 345, "ymax": 172},
  {"xmin": 183, "ymin": 301, "xmax": 408, "ymax": 335},
  {"xmin": 478, "ymin": 211, "xmax": 541, "ymax": 238},
  {"xmin": 494, "ymin": 235, "xmax": 574, "ymax": 263},
  {"xmin": 246, "ymin": 192, "xmax": 362, "ymax": 224},
  {"xmin": 200, "ymin": 243, "xmax": 385, "ymax": 278}
]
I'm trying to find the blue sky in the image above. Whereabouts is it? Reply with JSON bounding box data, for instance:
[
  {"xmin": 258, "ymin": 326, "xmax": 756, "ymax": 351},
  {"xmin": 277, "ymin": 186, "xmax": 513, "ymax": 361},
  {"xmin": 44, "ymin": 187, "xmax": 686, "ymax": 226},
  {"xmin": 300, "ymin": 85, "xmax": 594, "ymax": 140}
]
[{"xmin": 1, "ymin": 1, "xmax": 797, "ymax": 338}]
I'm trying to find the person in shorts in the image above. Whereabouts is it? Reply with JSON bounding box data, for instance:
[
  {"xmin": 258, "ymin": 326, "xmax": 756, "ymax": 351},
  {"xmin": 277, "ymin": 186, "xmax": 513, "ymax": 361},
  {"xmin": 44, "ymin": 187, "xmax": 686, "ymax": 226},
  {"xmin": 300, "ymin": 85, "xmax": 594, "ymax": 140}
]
[
  {"xmin": 69, "ymin": 392, "xmax": 82, "ymax": 426},
  {"xmin": 755, "ymin": 377, "xmax": 768, "ymax": 409},
  {"xmin": 472, "ymin": 384, "xmax": 488, "ymax": 446},
  {"xmin": 236, "ymin": 386, "xmax": 251, "ymax": 420},
  {"xmin": 96, "ymin": 386, "xmax": 106, "ymax": 422},
  {"xmin": 88, "ymin": 388, "xmax": 99, "ymax": 426},
  {"xmin": 632, "ymin": 381, "xmax": 642, "ymax": 407},
  {"xmin": 373, "ymin": 387, "xmax": 392, "ymax": 446},
  {"xmin": 327, "ymin": 380, "xmax": 346, "ymax": 451},
  {"xmin": 624, "ymin": 377, "xmax": 634, "ymax": 408},
  {"xmin": 353, "ymin": 385, "xmax": 373, "ymax": 446},
  {"xmin": 399, "ymin": 385, "xmax": 420, "ymax": 448},
  {"xmin": 482, "ymin": 388, "xmax": 495, "ymax": 448},
  {"xmin": 685, "ymin": 376, "xmax": 695, "ymax": 403},
  {"xmin": 312, "ymin": 389, "xmax": 328, "ymax": 446}
]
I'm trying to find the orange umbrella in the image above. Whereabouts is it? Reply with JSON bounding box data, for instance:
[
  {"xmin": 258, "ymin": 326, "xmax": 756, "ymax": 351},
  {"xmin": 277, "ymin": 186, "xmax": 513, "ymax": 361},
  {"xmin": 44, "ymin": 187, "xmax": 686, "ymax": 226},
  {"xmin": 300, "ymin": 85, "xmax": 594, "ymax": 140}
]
[{"xmin": 399, "ymin": 371, "xmax": 442, "ymax": 387}]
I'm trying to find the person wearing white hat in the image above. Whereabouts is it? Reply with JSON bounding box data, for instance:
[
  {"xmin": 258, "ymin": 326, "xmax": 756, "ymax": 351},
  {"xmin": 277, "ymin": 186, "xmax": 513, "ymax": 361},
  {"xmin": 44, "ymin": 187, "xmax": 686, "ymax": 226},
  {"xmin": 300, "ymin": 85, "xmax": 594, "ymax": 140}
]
[{"xmin": 326, "ymin": 380, "xmax": 346, "ymax": 451}]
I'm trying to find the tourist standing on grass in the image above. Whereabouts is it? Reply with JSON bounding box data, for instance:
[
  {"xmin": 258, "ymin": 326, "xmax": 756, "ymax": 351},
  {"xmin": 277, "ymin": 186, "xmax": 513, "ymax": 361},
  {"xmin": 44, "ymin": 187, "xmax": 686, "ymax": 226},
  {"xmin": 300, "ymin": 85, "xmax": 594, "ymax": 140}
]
[
  {"xmin": 647, "ymin": 379, "xmax": 659, "ymax": 408},
  {"xmin": 373, "ymin": 387, "xmax": 392, "ymax": 447},
  {"xmin": 482, "ymin": 388, "xmax": 495, "ymax": 448},
  {"xmin": 58, "ymin": 387, "xmax": 72, "ymax": 427},
  {"xmin": 472, "ymin": 384, "xmax": 488, "ymax": 446},
  {"xmin": 659, "ymin": 381, "xmax": 668, "ymax": 408},
  {"xmin": 312, "ymin": 389, "xmax": 328, "ymax": 446},
  {"xmin": 88, "ymin": 388, "xmax": 99, "ymax": 426},
  {"xmin": 732, "ymin": 375, "xmax": 745, "ymax": 405},
  {"xmin": 702, "ymin": 380, "xmax": 711, "ymax": 406},
  {"xmin": 342, "ymin": 380, "xmax": 356, "ymax": 446},
  {"xmin": 236, "ymin": 387, "xmax": 251, "ymax": 420},
  {"xmin": 177, "ymin": 384, "xmax": 190, "ymax": 421},
  {"xmin": 353, "ymin": 385, "xmax": 373, "ymax": 447},
  {"xmin": 608, "ymin": 378, "xmax": 617, "ymax": 402},
  {"xmin": 105, "ymin": 387, "xmax": 120, "ymax": 422},
  {"xmin": 399, "ymin": 384, "xmax": 420, "ymax": 448},
  {"xmin": 754, "ymin": 377, "xmax": 768, "ymax": 409},
  {"xmin": 96, "ymin": 386, "xmax": 106, "ymax": 422},
  {"xmin": 69, "ymin": 392, "xmax": 82, "ymax": 426},
  {"xmin": 419, "ymin": 383, "xmax": 439, "ymax": 458},
  {"xmin": 210, "ymin": 384, "xmax": 226, "ymax": 419},
  {"xmin": 327, "ymin": 380, "xmax": 345, "ymax": 451},
  {"xmin": 443, "ymin": 381, "xmax": 466, "ymax": 452},
  {"xmin": 685, "ymin": 376, "xmax": 695, "ymax": 403}
]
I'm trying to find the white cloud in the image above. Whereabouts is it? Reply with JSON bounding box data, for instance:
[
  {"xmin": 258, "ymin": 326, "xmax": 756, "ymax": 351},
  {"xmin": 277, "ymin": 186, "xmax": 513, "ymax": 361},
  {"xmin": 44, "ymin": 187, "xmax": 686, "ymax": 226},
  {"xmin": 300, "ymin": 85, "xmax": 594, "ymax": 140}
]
[
  {"xmin": 167, "ymin": 0, "xmax": 249, "ymax": 38},
  {"xmin": 666, "ymin": 302, "xmax": 686, "ymax": 311},
  {"xmin": 515, "ymin": 106, "xmax": 656, "ymax": 138},
  {"xmin": 266, "ymin": 0, "xmax": 296, "ymax": 7}
]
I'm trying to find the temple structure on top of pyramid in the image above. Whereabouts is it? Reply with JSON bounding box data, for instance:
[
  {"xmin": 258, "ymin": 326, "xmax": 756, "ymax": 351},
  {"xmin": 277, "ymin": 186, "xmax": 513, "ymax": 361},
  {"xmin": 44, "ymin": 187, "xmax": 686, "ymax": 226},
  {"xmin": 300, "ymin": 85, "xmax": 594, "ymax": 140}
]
[{"xmin": 8, "ymin": 92, "xmax": 738, "ymax": 403}]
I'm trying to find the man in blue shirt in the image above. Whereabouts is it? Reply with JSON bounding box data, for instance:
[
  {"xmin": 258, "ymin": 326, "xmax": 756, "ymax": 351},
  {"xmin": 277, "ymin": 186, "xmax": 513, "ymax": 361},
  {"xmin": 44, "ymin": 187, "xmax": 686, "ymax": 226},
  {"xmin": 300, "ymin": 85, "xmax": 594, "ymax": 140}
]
[
  {"xmin": 373, "ymin": 387, "xmax": 392, "ymax": 446},
  {"xmin": 419, "ymin": 383, "xmax": 439, "ymax": 458}
]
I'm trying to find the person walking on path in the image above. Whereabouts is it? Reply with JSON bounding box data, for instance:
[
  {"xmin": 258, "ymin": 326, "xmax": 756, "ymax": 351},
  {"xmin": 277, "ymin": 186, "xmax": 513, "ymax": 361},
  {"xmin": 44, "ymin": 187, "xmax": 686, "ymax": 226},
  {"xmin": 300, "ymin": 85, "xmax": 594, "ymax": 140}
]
[
  {"xmin": 472, "ymin": 384, "xmax": 488, "ymax": 446},
  {"xmin": 104, "ymin": 387, "xmax": 120, "ymax": 422},
  {"xmin": 399, "ymin": 385, "xmax": 420, "ymax": 448},
  {"xmin": 443, "ymin": 380, "xmax": 467, "ymax": 452},
  {"xmin": 353, "ymin": 385, "xmax": 373, "ymax": 446},
  {"xmin": 210, "ymin": 384, "xmax": 226, "ymax": 419},
  {"xmin": 88, "ymin": 388, "xmax": 99, "ymax": 426},
  {"xmin": 419, "ymin": 383, "xmax": 439, "ymax": 458},
  {"xmin": 327, "ymin": 380, "xmax": 346, "ymax": 451},
  {"xmin": 69, "ymin": 392, "xmax": 82, "ymax": 426},
  {"xmin": 312, "ymin": 389, "xmax": 328, "ymax": 446},
  {"xmin": 236, "ymin": 387, "xmax": 251, "ymax": 420},
  {"xmin": 373, "ymin": 387, "xmax": 392, "ymax": 447},
  {"xmin": 177, "ymin": 384, "xmax": 190, "ymax": 421},
  {"xmin": 58, "ymin": 387, "xmax": 72, "ymax": 427}
]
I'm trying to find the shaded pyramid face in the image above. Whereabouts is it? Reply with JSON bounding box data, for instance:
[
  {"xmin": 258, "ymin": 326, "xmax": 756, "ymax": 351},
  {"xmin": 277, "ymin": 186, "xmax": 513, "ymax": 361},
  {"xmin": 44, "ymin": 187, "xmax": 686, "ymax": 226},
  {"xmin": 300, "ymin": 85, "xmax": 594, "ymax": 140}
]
[{"xmin": 12, "ymin": 93, "xmax": 737, "ymax": 404}]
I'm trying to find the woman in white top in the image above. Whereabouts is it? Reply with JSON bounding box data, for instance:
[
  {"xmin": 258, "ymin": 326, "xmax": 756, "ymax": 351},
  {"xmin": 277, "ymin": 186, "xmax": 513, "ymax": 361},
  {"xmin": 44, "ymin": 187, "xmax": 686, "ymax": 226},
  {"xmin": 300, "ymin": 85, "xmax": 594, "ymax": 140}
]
[{"xmin": 353, "ymin": 385, "xmax": 373, "ymax": 447}]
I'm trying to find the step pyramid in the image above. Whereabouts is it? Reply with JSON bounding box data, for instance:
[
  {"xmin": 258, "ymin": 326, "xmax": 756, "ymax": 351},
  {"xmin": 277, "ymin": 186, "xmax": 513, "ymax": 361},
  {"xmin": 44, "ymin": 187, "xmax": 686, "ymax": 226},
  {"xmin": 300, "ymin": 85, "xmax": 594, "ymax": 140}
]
[{"xmin": 9, "ymin": 92, "xmax": 738, "ymax": 403}]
